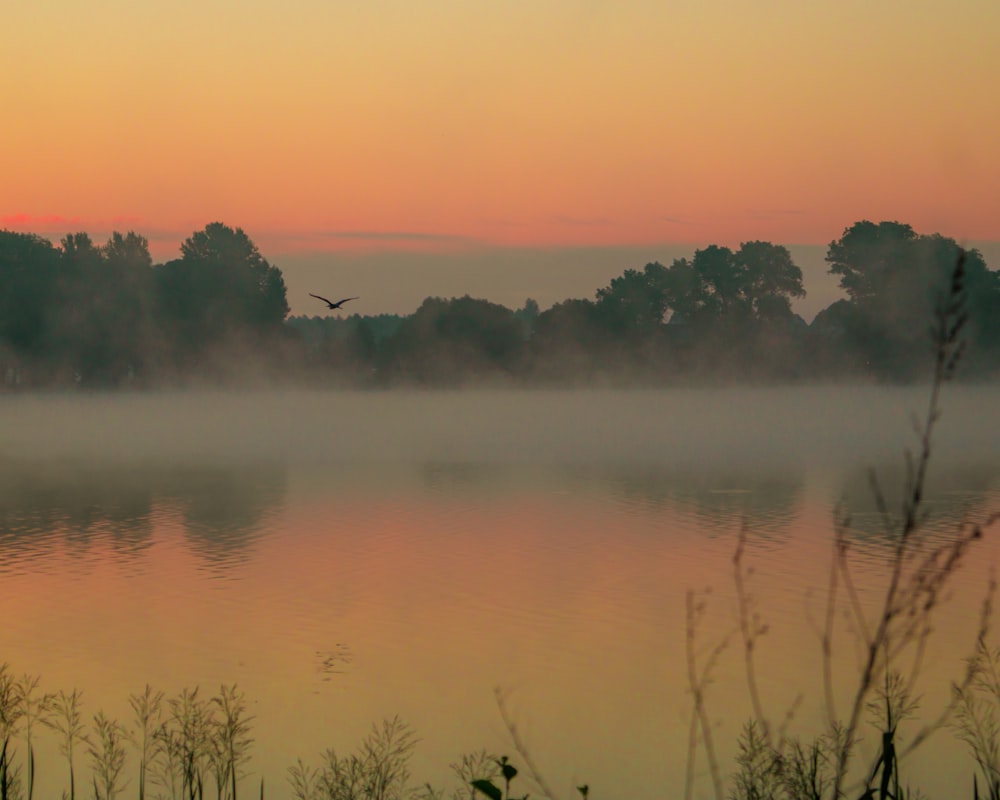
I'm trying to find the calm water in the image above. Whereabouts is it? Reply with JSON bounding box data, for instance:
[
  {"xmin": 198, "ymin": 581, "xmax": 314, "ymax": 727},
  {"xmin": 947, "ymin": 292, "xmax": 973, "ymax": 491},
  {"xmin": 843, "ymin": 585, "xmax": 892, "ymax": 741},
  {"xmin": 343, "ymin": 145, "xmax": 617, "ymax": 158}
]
[{"xmin": 1, "ymin": 387, "xmax": 999, "ymax": 799}]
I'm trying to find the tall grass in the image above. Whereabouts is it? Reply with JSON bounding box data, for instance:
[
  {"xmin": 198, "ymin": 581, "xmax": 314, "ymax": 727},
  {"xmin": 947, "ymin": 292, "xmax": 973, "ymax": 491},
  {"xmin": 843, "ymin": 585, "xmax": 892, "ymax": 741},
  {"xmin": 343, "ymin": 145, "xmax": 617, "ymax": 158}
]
[
  {"xmin": 88, "ymin": 711, "xmax": 128, "ymax": 800},
  {"xmin": 0, "ymin": 664, "xmax": 23, "ymax": 800},
  {"xmin": 0, "ymin": 677, "xmax": 270, "ymax": 800},
  {"xmin": 951, "ymin": 640, "xmax": 1000, "ymax": 798},
  {"xmin": 288, "ymin": 715, "xmax": 416, "ymax": 800},
  {"xmin": 129, "ymin": 685, "xmax": 164, "ymax": 800},
  {"xmin": 209, "ymin": 684, "xmax": 254, "ymax": 800},
  {"xmin": 16, "ymin": 673, "xmax": 52, "ymax": 800},
  {"xmin": 46, "ymin": 688, "xmax": 86, "ymax": 800}
]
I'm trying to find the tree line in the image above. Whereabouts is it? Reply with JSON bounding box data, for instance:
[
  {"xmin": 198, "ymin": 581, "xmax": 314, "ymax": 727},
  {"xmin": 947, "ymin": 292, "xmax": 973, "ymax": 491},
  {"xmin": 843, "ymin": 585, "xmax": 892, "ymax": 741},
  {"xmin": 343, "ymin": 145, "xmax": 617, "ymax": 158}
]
[{"xmin": 2, "ymin": 220, "xmax": 998, "ymax": 388}]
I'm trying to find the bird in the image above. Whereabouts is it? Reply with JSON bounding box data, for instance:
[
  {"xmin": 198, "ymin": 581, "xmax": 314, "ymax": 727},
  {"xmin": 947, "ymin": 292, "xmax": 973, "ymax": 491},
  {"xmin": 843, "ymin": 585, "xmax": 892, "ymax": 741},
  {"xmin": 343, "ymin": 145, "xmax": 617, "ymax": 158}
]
[{"xmin": 309, "ymin": 293, "xmax": 359, "ymax": 310}]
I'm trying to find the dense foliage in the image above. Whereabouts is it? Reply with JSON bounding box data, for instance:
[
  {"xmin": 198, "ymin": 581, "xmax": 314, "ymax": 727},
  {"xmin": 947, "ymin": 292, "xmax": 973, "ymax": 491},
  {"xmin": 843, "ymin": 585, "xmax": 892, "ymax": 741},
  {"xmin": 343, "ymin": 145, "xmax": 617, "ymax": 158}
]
[{"xmin": 2, "ymin": 220, "xmax": 999, "ymax": 388}]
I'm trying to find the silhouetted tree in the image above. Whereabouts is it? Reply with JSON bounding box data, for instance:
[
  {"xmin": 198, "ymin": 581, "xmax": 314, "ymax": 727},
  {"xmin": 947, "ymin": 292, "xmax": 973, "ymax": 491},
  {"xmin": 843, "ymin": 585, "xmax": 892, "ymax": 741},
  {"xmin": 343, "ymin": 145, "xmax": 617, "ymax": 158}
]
[
  {"xmin": 824, "ymin": 221, "xmax": 1000, "ymax": 378},
  {"xmin": 687, "ymin": 244, "xmax": 743, "ymax": 319},
  {"xmin": 806, "ymin": 299, "xmax": 870, "ymax": 377},
  {"xmin": 530, "ymin": 244, "xmax": 806, "ymax": 382},
  {"xmin": 178, "ymin": 223, "xmax": 288, "ymax": 327},
  {"xmin": 514, "ymin": 298, "xmax": 540, "ymax": 338},
  {"xmin": 380, "ymin": 296, "xmax": 524, "ymax": 384},
  {"xmin": 532, "ymin": 299, "xmax": 601, "ymax": 344},
  {"xmin": 348, "ymin": 319, "xmax": 378, "ymax": 366},
  {"xmin": 154, "ymin": 223, "xmax": 289, "ymax": 369},
  {"xmin": 4, "ymin": 219, "xmax": 997, "ymax": 387},
  {"xmin": 0, "ymin": 231, "xmax": 60, "ymax": 379},
  {"xmin": 633, "ymin": 243, "xmax": 808, "ymax": 378},
  {"xmin": 45, "ymin": 231, "xmax": 157, "ymax": 385},
  {"xmin": 826, "ymin": 220, "xmax": 919, "ymax": 304},
  {"xmin": 595, "ymin": 262, "xmax": 671, "ymax": 336},
  {"xmin": 283, "ymin": 313, "xmax": 403, "ymax": 385},
  {"xmin": 529, "ymin": 299, "xmax": 623, "ymax": 382},
  {"xmin": 662, "ymin": 242, "xmax": 805, "ymax": 328},
  {"xmin": 736, "ymin": 240, "xmax": 807, "ymax": 320},
  {"xmin": 54, "ymin": 232, "xmax": 109, "ymax": 382},
  {"xmin": 100, "ymin": 232, "xmax": 158, "ymax": 382}
]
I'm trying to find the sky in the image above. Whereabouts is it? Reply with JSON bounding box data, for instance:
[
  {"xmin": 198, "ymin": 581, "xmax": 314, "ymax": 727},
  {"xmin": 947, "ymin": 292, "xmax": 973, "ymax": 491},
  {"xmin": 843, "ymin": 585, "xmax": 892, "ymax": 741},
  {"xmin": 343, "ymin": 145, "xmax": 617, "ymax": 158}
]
[{"xmin": 2, "ymin": 0, "xmax": 999, "ymax": 318}]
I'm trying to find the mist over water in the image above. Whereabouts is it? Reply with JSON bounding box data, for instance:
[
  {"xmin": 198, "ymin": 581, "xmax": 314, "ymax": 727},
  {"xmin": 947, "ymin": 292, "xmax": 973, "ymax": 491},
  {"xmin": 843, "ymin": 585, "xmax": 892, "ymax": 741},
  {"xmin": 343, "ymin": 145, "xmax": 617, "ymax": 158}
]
[
  {"xmin": 3, "ymin": 384, "xmax": 999, "ymax": 468},
  {"xmin": 1, "ymin": 386, "xmax": 999, "ymax": 799}
]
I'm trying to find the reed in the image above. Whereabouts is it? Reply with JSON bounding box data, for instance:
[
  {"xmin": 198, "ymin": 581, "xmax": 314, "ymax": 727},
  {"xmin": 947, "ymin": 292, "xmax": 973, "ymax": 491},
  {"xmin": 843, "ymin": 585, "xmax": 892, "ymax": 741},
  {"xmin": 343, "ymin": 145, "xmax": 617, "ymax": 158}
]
[
  {"xmin": 16, "ymin": 673, "xmax": 52, "ymax": 800},
  {"xmin": 287, "ymin": 715, "xmax": 417, "ymax": 800},
  {"xmin": 128, "ymin": 685, "xmax": 164, "ymax": 800},
  {"xmin": 0, "ymin": 664, "xmax": 22, "ymax": 800},
  {"xmin": 287, "ymin": 759, "xmax": 319, "ymax": 800},
  {"xmin": 88, "ymin": 711, "xmax": 128, "ymax": 800},
  {"xmin": 162, "ymin": 686, "xmax": 212, "ymax": 800},
  {"xmin": 45, "ymin": 688, "xmax": 87, "ymax": 800},
  {"xmin": 208, "ymin": 684, "xmax": 254, "ymax": 800},
  {"xmin": 951, "ymin": 640, "xmax": 1000, "ymax": 797}
]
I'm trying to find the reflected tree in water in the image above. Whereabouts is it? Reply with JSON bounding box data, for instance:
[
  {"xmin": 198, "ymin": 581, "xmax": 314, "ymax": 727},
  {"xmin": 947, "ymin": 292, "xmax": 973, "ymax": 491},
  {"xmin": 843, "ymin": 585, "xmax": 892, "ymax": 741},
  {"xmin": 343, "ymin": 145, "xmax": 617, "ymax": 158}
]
[
  {"xmin": 163, "ymin": 464, "xmax": 286, "ymax": 568},
  {"xmin": 602, "ymin": 465, "xmax": 803, "ymax": 542},
  {"xmin": 0, "ymin": 459, "xmax": 286, "ymax": 571},
  {"xmin": 834, "ymin": 459, "xmax": 1000, "ymax": 548},
  {"xmin": 0, "ymin": 460, "xmax": 156, "ymax": 560}
]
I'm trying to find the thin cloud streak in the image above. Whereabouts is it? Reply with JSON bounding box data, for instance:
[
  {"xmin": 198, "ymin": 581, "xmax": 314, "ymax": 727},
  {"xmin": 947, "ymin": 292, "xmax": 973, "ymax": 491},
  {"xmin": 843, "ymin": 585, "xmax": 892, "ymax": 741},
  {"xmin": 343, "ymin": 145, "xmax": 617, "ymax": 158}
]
[{"xmin": 2, "ymin": 213, "xmax": 83, "ymax": 228}]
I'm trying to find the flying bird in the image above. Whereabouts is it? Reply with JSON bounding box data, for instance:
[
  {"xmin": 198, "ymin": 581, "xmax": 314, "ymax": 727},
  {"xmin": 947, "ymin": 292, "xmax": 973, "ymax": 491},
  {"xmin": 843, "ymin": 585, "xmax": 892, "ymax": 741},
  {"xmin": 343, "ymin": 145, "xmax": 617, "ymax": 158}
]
[{"xmin": 310, "ymin": 293, "xmax": 359, "ymax": 310}]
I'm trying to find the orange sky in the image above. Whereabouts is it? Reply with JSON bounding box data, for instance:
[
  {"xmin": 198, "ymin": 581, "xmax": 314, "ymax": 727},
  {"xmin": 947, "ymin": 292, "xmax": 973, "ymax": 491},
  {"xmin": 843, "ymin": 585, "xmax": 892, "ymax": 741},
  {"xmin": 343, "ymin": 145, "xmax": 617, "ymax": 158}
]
[{"xmin": 2, "ymin": 1, "xmax": 999, "ymax": 312}]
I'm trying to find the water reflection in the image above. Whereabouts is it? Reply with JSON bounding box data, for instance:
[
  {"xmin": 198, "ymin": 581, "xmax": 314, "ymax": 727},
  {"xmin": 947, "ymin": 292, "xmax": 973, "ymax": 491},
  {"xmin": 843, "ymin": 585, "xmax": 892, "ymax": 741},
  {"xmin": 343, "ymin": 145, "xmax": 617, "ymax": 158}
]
[
  {"xmin": 414, "ymin": 460, "xmax": 804, "ymax": 547},
  {"xmin": 599, "ymin": 465, "xmax": 803, "ymax": 542},
  {"xmin": 0, "ymin": 458, "xmax": 287, "ymax": 571},
  {"xmin": 0, "ymin": 459, "xmax": 156, "ymax": 562},
  {"xmin": 0, "ymin": 453, "xmax": 997, "ymax": 799},
  {"xmin": 159, "ymin": 464, "xmax": 286, "ymax": 568},
  {"xmin": 420, "ymin": 461, "xmax": 510, "ymax": 492},
  {"xmin": 833, "ymin": 459, "xmax": 1000, "ymax": 546},
  {"xmin": 4, "ymin": 452, "xmax": 994, "ymax": 572}
]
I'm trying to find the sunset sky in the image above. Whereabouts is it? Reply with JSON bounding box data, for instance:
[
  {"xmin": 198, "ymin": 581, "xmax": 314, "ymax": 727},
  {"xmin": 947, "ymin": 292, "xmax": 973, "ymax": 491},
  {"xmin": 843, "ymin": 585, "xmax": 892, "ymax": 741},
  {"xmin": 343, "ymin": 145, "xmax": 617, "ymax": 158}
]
[{"xmin": 3, "ymin": 0, "xmax": 998, "ymax": 317}]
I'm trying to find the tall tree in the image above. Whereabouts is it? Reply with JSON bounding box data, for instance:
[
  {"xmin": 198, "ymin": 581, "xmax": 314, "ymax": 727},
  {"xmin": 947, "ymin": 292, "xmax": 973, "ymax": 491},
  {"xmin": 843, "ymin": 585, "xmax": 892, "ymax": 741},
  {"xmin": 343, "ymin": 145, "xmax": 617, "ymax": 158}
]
[
  {"xmin": 380, "ymin": 296, "xmax": 524, "ymax": 383},
  {"xmin": 734, "ymin": 240, "xmax": 806, "ymax": 320},
  {"xmin": 55, "ymin": 232, "xmax": 108, "ymax": 381},
  {"xmin": 154, "ymin": 223, "xmax": 289, "ymax": 362},
  {"xmin": 101, "ymin": 232, "xmax": 157, "ymax": 382},
  {"xmin": 661, "ymin": 242, "xmax": 805, "ymax": 326},
  {"xmin": 0, "ymin": 231, "xmax": 60, "ymax": 359},
  {"xmin": 38, "ymin": 231, "xmax": 157, "ymax": 385},
  {"xmin": 825, "ymin": 220, "xmax": 918, "ymax": 304},
  {"xmin": 178, "ymin": 222, "xmax": 288, "ymax": 328},
  {"xmin": 824, "ymin": 221, "xmax": 1000, "ymax": 376},
  {"xmin": 595, "ymin": 262, "xmax": 671, "ymax": 335}
]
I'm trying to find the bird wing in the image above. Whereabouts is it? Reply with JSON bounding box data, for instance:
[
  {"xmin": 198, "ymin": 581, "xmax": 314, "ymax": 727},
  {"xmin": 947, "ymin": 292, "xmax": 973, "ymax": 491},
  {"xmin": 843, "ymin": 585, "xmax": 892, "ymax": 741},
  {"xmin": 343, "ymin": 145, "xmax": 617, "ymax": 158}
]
[
  {"xmin": 309, "ymin": 293, "xmax": 334, "ymax": 305},
  {"xmin": 338, "ymin": 297, "xmax": 360, "ymax": 304}
]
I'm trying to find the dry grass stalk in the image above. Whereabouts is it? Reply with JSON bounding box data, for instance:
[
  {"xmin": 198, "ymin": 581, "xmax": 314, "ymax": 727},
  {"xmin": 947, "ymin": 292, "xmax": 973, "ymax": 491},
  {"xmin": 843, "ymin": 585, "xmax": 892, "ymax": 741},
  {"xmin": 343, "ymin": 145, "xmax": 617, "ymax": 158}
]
[
  {"xmin": 44, "ymin": 688, "xmax": 87, "ymax": 800},
  {"xmin": 684, "ymin": 588, "xmax": 732, "ymax": 800}
]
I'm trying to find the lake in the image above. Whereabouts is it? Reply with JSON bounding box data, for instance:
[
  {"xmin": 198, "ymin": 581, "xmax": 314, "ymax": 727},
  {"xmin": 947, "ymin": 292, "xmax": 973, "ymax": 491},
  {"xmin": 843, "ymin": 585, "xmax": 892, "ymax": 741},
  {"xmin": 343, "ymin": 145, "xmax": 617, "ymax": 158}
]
[{"xmin": 1, "ymin": 386, "xmax": 999, "ymax": 799}]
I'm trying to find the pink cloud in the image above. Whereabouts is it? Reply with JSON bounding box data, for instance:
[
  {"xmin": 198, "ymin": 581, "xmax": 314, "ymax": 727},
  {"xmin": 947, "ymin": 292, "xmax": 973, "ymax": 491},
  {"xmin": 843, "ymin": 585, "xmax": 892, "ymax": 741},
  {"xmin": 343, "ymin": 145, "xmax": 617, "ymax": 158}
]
[{"xmin": 1, "ymin": 213, "xmax": 84, "ymax": 229}]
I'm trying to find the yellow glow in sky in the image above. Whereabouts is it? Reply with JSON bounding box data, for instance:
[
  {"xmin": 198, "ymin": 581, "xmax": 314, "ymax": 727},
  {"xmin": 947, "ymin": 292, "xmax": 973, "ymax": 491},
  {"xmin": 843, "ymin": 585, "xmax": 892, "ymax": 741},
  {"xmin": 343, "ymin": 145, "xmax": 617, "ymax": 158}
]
[{"xmin": 2, "ymin": 0, "xmax": 998, "ymax": 257}]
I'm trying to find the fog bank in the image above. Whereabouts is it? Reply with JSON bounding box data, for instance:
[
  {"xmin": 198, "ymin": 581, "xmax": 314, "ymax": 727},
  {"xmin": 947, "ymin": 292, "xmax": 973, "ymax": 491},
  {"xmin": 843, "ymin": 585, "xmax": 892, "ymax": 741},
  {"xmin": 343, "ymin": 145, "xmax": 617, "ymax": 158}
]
[{"xmin": 3, "ymin": 386, "xmax": 998, "ymax": 473}]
